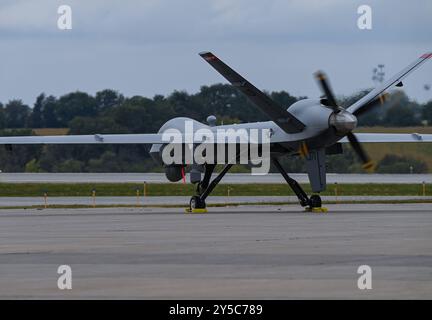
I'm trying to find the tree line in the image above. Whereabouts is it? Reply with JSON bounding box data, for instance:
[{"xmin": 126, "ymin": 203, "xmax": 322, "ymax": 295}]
[{"xmin": 0, "ymin": 84, "xmax": 431, "ymax": 173}]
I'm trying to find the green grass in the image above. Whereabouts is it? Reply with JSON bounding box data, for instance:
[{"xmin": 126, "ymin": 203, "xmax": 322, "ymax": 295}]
[{"xmin": 0, "ymin": 182, "xmax": 429, "ymax": 197}]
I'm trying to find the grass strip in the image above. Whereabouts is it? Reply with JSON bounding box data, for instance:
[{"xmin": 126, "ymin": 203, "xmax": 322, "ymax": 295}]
[{"xmin": 0, "ymin": 182, "xmax": 430, "ymax": 197}]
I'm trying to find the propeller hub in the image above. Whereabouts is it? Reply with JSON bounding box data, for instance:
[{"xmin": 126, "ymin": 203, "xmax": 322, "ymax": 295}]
[{"xmin": 329, "ymin": 110, "xmax": 357, "ymax": 133}]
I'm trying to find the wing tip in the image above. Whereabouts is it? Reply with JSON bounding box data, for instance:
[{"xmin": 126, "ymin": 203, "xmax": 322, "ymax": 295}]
[
  {"xmin": 199, "ymin": 51, "xmax": 217, "ymax": 61},
  {"xmin": 314, "ymin": 70, "xmax": 326, "ymax": 80},
  {"xmin": 420, "ymin": 52, "xmax": 432, "ymax": 59}
]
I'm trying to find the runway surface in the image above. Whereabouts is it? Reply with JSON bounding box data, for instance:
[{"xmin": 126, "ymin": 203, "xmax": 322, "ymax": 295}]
[
  {"xmin": 1, "ymin": 195, "xmax": 432, "ymax": 207},
  {"xmin": 0, "ymin": 203, "xmax": 431, "ymax": 299},
  {"xmin": 1, "ymin": 172, "xmax": 431, "ymax": 184}
]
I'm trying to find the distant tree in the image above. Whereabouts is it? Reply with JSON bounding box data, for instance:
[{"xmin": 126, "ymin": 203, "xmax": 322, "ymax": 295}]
[
  {"xmin": 422, "ymin": 100, "xmax": 432, "ymax": 125},
  {"xmin": 0, "ymin": 103, "xmax": 6, "ymax": 129},
  {"xmin": 153, "ymin": 94, "xmax": 165, "ymax": 102},
  {"xmin": 95, "ymin": 89, "xmax": 124, "ymax": 111},
  {"xmin": 383, "ymin": 104, "xmax": 419, "ymax": 126},
  {"xmin": 326, "ymin": 147, "xmax": 363, "ymax": 173},
  {"xmin": 4, "ymin": 100, "xmax": 30, "ymax": 128},
  {"xmin": 28, "ymin": 93, "xmax": 45, "ymax": 128},
  {"xmin": 87, "ymin": 151, "xmax": 121, "ymax": 172},
  {"xmin": 56, "ymin": 91, "xmax": 98, "ymax": 126},
  {"xmin": 68, "ymin": 116, "xmax": 127, "ymax": 134},
  {"xmin": 197, "ymin": 84, "xmax": 265, "ymax": 122},
  {"xmin": 270, "ymin": 91, "xmax": 299, "ymax": 109},
  {"xmin": 357, "ymin": 108, "xmax": 384, "ymax": 127},
  {"xmin": 151, "ymin": 94, "xmax": 176, "ymax": 125},
  {"xmin": 377, "ymin": 154, "xmax": 427, "ymax": 173},
  {"xmin": 0, "ymin": 129, "xmax": 41, "ymax": 171},
  {"xmin": 54, "ymin": 159, "xmax": 84, "ymax": 172},
  {"xmin": 28, "ymin": 93, "xmax": 62, "ymax": 128},
  {"xmin": 108, "ymin": 96, "xmax": 158, "ymax": 133},
  {"xmin": 168, "ymin": 91, "xmax": 203, "ymax": 121},
  {"xmin": 382, "ymin": 91, "xmax": 421, "ymax": 126},
  {"xmin": 25, "ymin": 158, "xmax": 42, "ymax": 172},
  {"xmin": 41, "ymin": 95, "xmax": 61, "ymax": 127}
]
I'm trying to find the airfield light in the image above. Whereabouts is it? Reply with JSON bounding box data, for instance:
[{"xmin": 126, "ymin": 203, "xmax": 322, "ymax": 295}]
[
  {"xmin": 136, "ymin": 187, "xmax": 140, "ymax": 207},
  {"xmin": 334, "ymin": 182, "xmax": 338, "ymax": 204},
  {"xmin": 43, "ymin": 191, "xmax": 48, "ymax": 209},
  {"xmin": 92, "ymin": 188, "xmax": 96, "ymax": 208}
]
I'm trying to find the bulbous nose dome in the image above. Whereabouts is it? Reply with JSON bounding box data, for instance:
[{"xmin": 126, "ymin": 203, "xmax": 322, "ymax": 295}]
[{"xmin": 329, "ymin": 110, "xmax": 357, "ymax": 133}]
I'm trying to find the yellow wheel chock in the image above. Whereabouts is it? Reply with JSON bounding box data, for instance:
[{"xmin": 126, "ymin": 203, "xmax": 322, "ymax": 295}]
[
  {"xmin": 304, "ymin": 207, "xmax": 328, "ymax": 213},
  {"xmin": 185, "ymin": 208, "xmax": 208, "ymax": 213}
]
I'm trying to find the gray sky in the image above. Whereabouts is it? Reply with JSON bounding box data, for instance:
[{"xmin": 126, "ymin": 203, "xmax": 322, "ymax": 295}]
[{"xmin": 1, "ymin": 0, "xmax": 431, "ymax": 106}]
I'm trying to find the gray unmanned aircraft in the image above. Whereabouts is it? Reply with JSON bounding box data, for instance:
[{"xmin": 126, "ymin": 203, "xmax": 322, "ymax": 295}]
[{"xmin": 1, "ymin": 52, "xmax": 431, "ymax": 211}]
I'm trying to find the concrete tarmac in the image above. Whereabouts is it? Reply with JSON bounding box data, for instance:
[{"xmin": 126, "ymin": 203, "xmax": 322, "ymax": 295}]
[
  {"xmin": 0, "ymin": 203, "xmax": 431, "ymax": 299},
  {"xmin": 1, "ymin": 195, "xmax": 432, "ymax": 207},
  {"xmin": 1, "ymin": 172, "xmax": 431, "ymax": 184}
]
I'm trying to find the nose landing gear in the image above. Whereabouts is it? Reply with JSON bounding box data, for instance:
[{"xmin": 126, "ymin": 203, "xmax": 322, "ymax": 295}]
[
  {"xmin": 189, "ymin": 195, "xmax": 206, "ymax": 211},
  {"xmin": 185, "ymin": 163, "xmax": 233, "ymax": 213}
]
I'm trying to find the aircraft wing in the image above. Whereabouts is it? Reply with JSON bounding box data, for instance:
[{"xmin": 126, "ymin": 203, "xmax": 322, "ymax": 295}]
[
  {"xmin": 199, "ymin": 51, "xmax": 306, "ymax": 134},
  {"xmin": 0, "ymin": 133, "xmax": 168, "ymax": 145},
  {"xmin": 339, "ymin": 133, "xmax": 432, "ymax": 143},
  {"xmin": 0, "ymin": 131, "xmax": 260, "ymax": 145},
  {"xmin": 347, "ymin": 53, "xmax": 432, "ymax": 116}
]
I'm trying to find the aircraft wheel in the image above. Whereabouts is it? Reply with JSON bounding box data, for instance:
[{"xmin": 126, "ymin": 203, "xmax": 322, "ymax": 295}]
[
  {"xmin": 309, "ymin": 195, "xmax": 322, "ymax": 208},
  {"xmin": 190, "ymin": 196, "xmax": 206, "ymax": 210}
]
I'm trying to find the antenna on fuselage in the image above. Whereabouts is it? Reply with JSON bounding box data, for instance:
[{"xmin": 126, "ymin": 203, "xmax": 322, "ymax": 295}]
[{"xmin": 207, "ymin": 115, "xmax": 217, "ymax": 127}]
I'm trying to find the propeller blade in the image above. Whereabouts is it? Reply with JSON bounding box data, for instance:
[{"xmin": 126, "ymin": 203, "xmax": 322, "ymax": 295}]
[
  {"xmin": 353, "ymin": 93, "xmax": 389, "ymax": 117},
  {"xmin": 346, "ymin": 132, "xmax": 375, "ymax": 172},
  {"xmin": 298, "ymin": 141, "xmax": 309, "ymax": 158},
  {"xmin": 314, "ymin": 71, "xmax": 339, "ymax": 110}
]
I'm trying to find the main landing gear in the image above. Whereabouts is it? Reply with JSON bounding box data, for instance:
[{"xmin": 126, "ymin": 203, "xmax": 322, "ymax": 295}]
[
  {"xmin": 186, "ymin": 158, "xmax": 327, "ymax": 213},
  {"xmin": 272, "ymin": 158, "xmax": 327, "ymax": 213},
  {"xmin": 186, "ymin": 163, "xmax": 233, "ymax": 213}
]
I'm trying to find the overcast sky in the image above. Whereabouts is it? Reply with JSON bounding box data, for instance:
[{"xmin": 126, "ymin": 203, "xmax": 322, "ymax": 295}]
[{"xmin": 0, "ymin": 0, "xmax": 431, "ymax": 106}]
